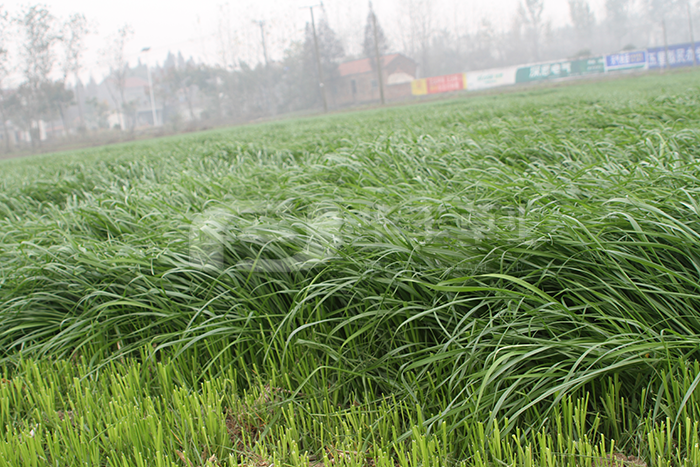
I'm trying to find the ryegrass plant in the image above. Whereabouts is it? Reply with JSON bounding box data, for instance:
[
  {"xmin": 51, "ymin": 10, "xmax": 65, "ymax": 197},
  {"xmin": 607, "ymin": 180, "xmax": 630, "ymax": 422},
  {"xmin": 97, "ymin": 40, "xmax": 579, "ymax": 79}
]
[
  {"xmin": 2, "ymin": 71, "xmax": 700, "ymax": 463},
  {"xmin": 1, "ymin": 355, "xmax": 699, "ymax": 466}
]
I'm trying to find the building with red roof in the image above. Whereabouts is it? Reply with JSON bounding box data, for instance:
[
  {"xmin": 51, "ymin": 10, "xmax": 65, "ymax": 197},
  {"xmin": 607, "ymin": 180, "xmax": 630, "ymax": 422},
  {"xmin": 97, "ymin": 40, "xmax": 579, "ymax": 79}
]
[{"xmin": 334, "ymin": 53, "xmax": 417, "ymax": 106}]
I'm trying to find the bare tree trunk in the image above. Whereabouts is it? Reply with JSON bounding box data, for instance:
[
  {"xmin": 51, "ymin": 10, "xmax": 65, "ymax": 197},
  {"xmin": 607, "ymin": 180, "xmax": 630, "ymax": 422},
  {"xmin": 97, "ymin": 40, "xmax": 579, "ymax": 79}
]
[
  {"xmin": 0, "ymin": 109, "xmax": 10, "ymax": 152},
  {"xmin": 0, "ymin": 92, "xmax": 10, "ymax": 152},
  {"xmin": 76, "ymin": 84, "xmax": 85, "ymax": 128},
  {"xmin": 186, "ymin": 90, "xmax": 196, "ymax": 121},
  {"xmin": 371, "ymin": 12, "xmax": 385, "ymax": 105},
  {"xmin": 57, "ymin": 103, "xmax": 68, "ymax": 139}
]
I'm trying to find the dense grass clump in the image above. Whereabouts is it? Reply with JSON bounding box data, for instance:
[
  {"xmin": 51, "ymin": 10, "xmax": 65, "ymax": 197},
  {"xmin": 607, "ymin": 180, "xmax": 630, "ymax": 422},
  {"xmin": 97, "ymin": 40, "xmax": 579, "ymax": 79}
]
[
  {"xmin": 2, "ymin": 71, "xmax": 700, "ymax": 463},
  {"xmin": 1, "ymin": 356, "xmax": 698, "ymax": 466}
]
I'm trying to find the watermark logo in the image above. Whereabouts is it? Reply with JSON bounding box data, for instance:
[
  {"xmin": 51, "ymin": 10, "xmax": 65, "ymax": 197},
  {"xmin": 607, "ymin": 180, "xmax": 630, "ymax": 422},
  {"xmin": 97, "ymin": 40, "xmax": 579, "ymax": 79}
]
[
  {"xmin": 188, "ymin": 203, "xmax": 345, "ymax": 273},
  {"xmin": 188, "ymin": 202, "xmax": 533, "ymax": 273}
]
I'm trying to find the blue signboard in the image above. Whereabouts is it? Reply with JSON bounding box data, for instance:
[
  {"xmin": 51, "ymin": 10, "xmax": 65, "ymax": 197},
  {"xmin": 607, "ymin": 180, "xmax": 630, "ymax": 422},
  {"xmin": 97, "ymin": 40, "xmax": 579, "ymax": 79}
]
[
  {"xmin": 605, "ymin": 51, "xmax": 647, "ymax": 71},
  {"xmin": 647, "ymin": 43, "xmax": 699, "ymax": 69}
]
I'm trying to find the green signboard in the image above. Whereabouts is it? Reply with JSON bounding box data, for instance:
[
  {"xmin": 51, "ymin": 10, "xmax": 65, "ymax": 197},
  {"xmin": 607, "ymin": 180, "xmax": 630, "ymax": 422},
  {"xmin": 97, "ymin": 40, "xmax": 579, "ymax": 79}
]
[
  {"xmin": 571, "ymin": 57, "xmax": 605, "ymax": 75},
  {"xmin": 515, "ymin": 57, "xmax": 605, "ymax": 84}
]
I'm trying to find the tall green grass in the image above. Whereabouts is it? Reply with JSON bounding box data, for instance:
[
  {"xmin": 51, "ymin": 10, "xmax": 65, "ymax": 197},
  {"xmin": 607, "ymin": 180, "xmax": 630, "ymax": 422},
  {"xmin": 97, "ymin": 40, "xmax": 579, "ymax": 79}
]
[{"xmin": 2, "ymin": 71, "xmax": 700, "ymax": 462}]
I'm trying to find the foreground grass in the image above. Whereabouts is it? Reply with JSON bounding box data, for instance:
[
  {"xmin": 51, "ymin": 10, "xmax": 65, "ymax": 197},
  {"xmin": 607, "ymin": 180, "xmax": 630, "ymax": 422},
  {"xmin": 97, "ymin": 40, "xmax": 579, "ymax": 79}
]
[
  {"xmin": 2, "ymin": 70, "xmax": 700, "ymax": 464},
  {"xmin": 2, "ymin": 356, "xmax": 699, "ymax": 466}
]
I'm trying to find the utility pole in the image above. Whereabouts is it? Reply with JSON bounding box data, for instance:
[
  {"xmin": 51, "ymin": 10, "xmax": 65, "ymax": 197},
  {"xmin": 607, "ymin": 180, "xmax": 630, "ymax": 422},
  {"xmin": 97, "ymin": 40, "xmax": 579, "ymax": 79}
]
[
  {"xmin": 302, "ymin": 4, "xmax": 328, "ymax": 113},
  {"xmin": 254, "ymin": 20, "xmax": 273, "ymax": 115},
  {"xmin": 141, "ymin": 47, "xmax": 159, "ymax": 126},
  {"xmin": 689, "ymin": 1, "xmax": 697, "ymax": 66},
  {"xmin": 254, "ymin": 20, "xmax": 269, "ymax": 67},
  {"xmin": 371, "ymin": 10, "xmax": 385, "ymax": 105},
  {"xmin": 662, "ymin": 19, "xmax": 670, "ymax": 71}
]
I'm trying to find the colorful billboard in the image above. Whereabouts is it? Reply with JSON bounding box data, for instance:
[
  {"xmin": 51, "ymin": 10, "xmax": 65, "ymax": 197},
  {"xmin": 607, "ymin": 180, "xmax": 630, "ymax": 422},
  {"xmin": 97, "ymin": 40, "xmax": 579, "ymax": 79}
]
[
  {"xmin": 515, "ymin": 57, "xmax": 604, "ymax": 83},
  {"xmin": 410, "ymin": 41, "xmax": 698, "ymax": 99},
  {"xmin": 411, "ymin": 73, "xmax": 467, "ymax": 96},
  {"xmin": 604, "ymin": 50, "xmax": 647, "ymax": 71},
  {"xmin": 466, "ymin": 67, "xmax": 517, "ymax": 91},
  {"xmin": 647, "ymin": 43, "xmax": 699, "ymax": 69}
]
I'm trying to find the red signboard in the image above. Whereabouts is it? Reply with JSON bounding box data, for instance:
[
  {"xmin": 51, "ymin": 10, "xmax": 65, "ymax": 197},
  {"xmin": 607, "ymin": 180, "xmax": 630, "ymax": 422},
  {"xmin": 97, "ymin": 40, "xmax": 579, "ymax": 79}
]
[{"xmin": 426, "ymin": 73, "xmax": 465, "ymax": 94}]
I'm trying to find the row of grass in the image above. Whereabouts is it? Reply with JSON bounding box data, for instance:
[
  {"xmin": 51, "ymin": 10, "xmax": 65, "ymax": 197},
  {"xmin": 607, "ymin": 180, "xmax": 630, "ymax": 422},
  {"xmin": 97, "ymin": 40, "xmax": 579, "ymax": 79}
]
[
  {"xmin": 2, "ymin": 355, "xmax": 699, "ymax": 466},
  {"xmin": 2, "ymin": 71, "xmax": 700, "ymax": 463}
]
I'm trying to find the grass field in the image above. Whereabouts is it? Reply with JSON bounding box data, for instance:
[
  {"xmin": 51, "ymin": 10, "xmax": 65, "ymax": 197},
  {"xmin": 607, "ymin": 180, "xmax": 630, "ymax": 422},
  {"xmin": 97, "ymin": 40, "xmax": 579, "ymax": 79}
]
[{"xmin": 2, "ymin": 71, "xmax": 700, "ymax": 466}]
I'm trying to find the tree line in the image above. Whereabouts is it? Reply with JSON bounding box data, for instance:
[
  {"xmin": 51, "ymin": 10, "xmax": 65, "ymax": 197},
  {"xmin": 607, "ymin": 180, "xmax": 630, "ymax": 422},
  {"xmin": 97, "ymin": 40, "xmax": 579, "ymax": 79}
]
[
  {"xmin": 0, "ymin": 0, "xmax": 696, "ymax": 153},
  {"xmin": 0, "ymin": 5, "xmax": 88, "ymax": 151},
  {"xmin": 417, "ymin": 0, "xmax": 696, "ymax": 76}
]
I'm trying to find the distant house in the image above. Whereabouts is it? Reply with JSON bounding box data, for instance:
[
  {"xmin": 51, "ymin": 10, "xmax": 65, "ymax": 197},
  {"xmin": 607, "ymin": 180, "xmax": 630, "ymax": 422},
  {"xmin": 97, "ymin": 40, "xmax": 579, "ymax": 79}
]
[
  {"xmin": 123, "ymin": 77, "xmax": 162, "ymax": 127},
  {"xmin": 335, "ymin": 53, "xmax": 416, "ymax": 106},
  {"xmin": 101, "ymin": 75, "xmax": 163, "ymax": 129}
]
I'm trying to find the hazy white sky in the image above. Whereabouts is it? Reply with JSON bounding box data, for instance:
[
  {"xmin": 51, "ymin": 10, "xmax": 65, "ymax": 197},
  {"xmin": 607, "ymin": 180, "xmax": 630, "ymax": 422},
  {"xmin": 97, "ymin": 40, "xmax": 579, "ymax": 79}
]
[{"xmin": 6, "ymin": 0, "xmax": 608, "ymax": 82}]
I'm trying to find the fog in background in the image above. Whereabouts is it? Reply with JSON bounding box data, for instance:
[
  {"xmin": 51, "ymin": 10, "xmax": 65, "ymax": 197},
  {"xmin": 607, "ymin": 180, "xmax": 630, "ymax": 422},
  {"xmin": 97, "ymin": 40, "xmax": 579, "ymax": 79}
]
[{"xmin": 0, "ymin": 0, "xmax": 698, "ymax": 152}]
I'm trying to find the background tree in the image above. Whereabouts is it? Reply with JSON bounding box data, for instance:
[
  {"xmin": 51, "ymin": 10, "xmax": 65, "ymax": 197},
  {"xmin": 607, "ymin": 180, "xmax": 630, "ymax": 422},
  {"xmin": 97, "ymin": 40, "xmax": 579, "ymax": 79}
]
[
  {"xmin": 16, "ymin": 4, "xmax": 61, "ymax": 145},
  {"xmin": 605, "ymin": 0, "xmax": 633, "ymax": 49},
  {"xmin": 398, "ymin": 0, "xmax": 433, "ymax": 76},
  {"xmin": 0, "ymin": 6, "xmax": 11, "ymax": 151},
  {"xmin": 43, "ymin": 79, "xmax": 73, "ymax": 138},
  {"xmin": 644, "ymin": 0, "xmax": 685, "ymax": 45},
  {"xmin": 157, "ymin": 62, "xmax": 198, "ymax": 122},
  {"xmin": 101, "ymin": 24, "xmax": 133, "ymax": 130},
  {"xmin": 300, "ymin": 17, "xmax": 344, "ymax": 110},
  {"xmin": 61, "ymin": 13, "xmax": 89, "ymax": 129},
  {"xmin": 187, "ymin": 64, "xmax": 224, "ymax": 121},
  {"xmin": 645, "ymin": 0, "xmax": 681, "ymax": 17},
  {"xmin": 520, "ymin": 0, "xmax": 545, "ymax": 61},
  {"xmin": 215, "ymin": 3, "xmax": 239, "ymax": 70},
  {"xmin": 85, "ymin": 96, "xmax": 110, "ymax": 129},
  {"xmin": 466, "ymin": 19, "xmax": 499, "ymax": 72},
  {"xmin": 362, "ymin": 2, "xmax": 389, "ymax": 70},
  {"xmin": 569, "ymin": 0, "xmax": 596, "ymax": 47},
  {"xmin": 276, "ymin": 41, "xmax": 307, "ymax": 113},
  {"xmin": 424, "ymin": 28, "xmax": 466, "ymax": 75}
]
